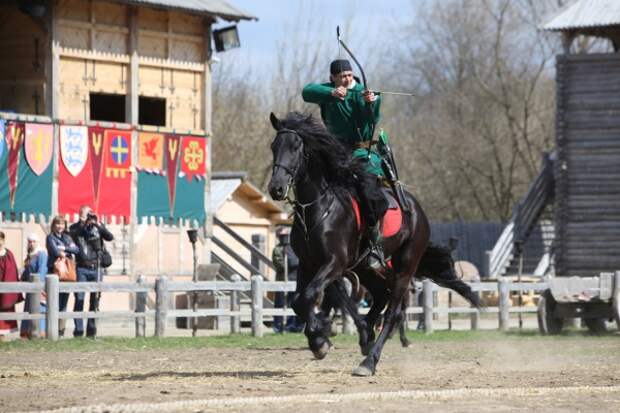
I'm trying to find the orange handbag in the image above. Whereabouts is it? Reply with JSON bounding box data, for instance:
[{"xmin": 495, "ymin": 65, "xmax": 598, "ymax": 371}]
[{"xmin": 53, "ymin": 257, "xmax": 77, "ymax": 282}]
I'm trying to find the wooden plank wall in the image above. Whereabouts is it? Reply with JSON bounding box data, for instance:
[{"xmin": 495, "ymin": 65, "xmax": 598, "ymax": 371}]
[
  {"xmin": 430, "ymin": 221, "xmax": 504, "ymax": 277},
  {"xmin": 55, "ymin": 0, "xmax": 205, "ymax": 130},
  {"xmin": 555, "ymin": 53, "xmax": 620, "ymax": 276},
  {"xmin": 0, "ymin": 5, "xmax": 47, "ymax": 114}
]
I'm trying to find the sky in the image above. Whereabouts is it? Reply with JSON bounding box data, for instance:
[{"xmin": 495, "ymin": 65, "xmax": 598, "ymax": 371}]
[{"xmin": 211, "ymin": 0, "xmax": 414, "ymax": 77}]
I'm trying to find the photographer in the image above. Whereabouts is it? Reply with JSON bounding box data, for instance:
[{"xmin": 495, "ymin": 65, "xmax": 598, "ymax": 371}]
[{"xmin": 69, "ymin": 205, "xmax": 113, "ymax": 338}]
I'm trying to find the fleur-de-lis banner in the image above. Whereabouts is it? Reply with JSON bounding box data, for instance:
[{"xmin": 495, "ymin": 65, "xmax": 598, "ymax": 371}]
[{"xmin": 137, "ymin": 134, "xmax": 206, "ymax": 224}]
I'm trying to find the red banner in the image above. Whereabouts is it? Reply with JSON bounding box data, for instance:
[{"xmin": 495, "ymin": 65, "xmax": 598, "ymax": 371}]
[
  {"xmin": 180, "ymin": 136, "xmax": 206, "ymax": 182},
  {"xmin": 58, "ymin": 126, "xmax": 94, "ymax": 218},
  {"xmin": 88, "ymin": 127, "xmax": 106, "ymax": 206},
  {"xmin": 165, "ymin": 134, "xmax": 180, "ymax": 215},
  {"xmin": 6, "ymin": 122, "xmax": 24, "ymax": 208},
  {"xmin": 99, "ymin": 129, "xmax": 132, "ymax": 222},
  {"xmin": 59, "ymin": 127, "xmax": 132, "ymax": 223}
]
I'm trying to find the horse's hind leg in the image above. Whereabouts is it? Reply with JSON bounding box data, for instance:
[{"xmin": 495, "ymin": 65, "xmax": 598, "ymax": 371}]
[
  {"xmin": 353, "ymin": 274, "xmax": 412, "ymax": 376},
  {"xmin": 398, "ymin": 293, "xmax": 411, "ymax": 348},
  {"xmin": 361, "ymin": 283, "xmax": 388, "ymax": 356}
]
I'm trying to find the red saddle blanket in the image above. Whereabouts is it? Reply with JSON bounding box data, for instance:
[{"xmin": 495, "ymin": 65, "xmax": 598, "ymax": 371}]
[{"xmin": 351, "ymin": 194, "xmax": 402, "ymax": 238}]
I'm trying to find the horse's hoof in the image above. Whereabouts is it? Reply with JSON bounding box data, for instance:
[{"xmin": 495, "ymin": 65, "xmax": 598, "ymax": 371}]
[
  {"xmin": 312, "ymin": 341, "xmax": 330, "ymax": 360},
  {"xmin": 352, "ymin": 365, "xmax": 374, "ymax": 377},
  {"xmin": 401, "ymin": 340, "xmax": 411, "ymax": 348}
]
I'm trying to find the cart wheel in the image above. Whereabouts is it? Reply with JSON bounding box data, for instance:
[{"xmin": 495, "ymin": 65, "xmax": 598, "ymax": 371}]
[
  {"xmin": 584, "ymin": 317, "xmax": 606, "ymax": 334},
  {"xmin": 614, "ymin": 289, "xmax": 620, "ymax": 331},
  {"xmin": 538, "ymin": 289, "xmax": 563, "ymax": 335}
]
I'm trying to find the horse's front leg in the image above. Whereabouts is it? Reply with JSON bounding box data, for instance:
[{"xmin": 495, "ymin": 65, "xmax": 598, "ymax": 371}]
[
  {"xmin": 292, "ymin": 257, "xmax": 343, "ymax": 360},
  {"xmin": 353, "ymin": 274, "xmax": 411, "ymax": 376}
]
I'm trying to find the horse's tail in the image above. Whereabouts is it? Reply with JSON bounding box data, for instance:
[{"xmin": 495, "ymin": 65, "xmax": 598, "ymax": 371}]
[{"xmin": 417, "ymin": 243, "xmax": 482, "ymax": 309}]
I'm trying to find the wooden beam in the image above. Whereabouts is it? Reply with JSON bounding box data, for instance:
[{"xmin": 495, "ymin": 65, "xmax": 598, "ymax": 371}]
[
  {"xmin": 46, "ymin": 0, "xmax": 59, "ymax": 120},
  {"xmin": 89, "ymin": 0, "xmax": 95, "ymax": 50},
  {"xmin": 201, "ymin": 16, "xmax": 214, "ymax": 265},
  {"xmin": 126, "ymin": 6, "xmax": 138, "ymax": 124}
]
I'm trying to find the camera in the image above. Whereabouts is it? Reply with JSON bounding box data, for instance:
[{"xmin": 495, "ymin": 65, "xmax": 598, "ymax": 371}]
[
  {"xmin": 85, "ymin": 224, "xmax": 101, "ymax": 250},
  {"xmin": 87, "ymin": 212, "xmax": 98, "ymax": 222}
]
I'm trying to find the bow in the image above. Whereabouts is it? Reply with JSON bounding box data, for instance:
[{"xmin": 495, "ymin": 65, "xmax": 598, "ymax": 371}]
[{"xmin": 337, "ymin": 26, "xmax": 376, "ymax": 147}]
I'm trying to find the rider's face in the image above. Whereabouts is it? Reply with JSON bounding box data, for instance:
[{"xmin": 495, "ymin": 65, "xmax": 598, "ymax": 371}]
[{"xmin": 331, "ymin": 71, "xmax": 354, "ymax": 88}]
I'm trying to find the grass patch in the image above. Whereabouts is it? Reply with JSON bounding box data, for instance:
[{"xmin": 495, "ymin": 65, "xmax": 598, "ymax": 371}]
[{"xmin": 0, "ymin": 329, "xmax": 615, "ymax": 353}]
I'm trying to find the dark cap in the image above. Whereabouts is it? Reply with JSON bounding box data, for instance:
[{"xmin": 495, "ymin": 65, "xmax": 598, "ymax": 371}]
[{"xmin": 330, "ymin": 59, "xmax": 352, "ymax": 75}]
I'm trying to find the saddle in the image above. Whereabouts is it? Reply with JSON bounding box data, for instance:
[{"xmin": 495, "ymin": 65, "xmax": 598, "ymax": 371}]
[{"xmin": 351, "ymin": 188, "xmax": 403, "ymax": 238}]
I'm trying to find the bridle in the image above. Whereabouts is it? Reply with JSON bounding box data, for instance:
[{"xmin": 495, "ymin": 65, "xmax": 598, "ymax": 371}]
[
  {"xmin": 272, "ymin": 128, "xmax": 304, "ymax": 203},
  {"xmin": 271, "ymin": 128, "xmax": 333, "ymax": 241}
]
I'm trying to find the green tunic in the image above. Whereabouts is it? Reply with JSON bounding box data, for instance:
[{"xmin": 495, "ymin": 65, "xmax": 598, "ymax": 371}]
[{"xmin": 302, "ymin": 81, "xmax": 384, "ymax": 176}]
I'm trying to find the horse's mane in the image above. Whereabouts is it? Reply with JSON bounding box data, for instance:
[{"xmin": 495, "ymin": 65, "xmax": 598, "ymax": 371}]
[{"xmin": 279, "ymin": 112, "xmax": 369, "ymax": 190}]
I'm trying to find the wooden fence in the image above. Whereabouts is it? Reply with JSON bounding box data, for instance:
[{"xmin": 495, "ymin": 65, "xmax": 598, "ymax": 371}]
[{"xmin": 0, "ymin": 275, "xmax": 549, "ymax": 340}]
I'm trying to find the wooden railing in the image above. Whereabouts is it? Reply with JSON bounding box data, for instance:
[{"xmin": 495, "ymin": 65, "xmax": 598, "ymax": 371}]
[
  {"xmin": 212, "ymin": 216, "xmax": 275, "ymax": 280},
  {"xmin": 487, "ymin": 152, "xmax": 555, "ymax": 277},
  {"xmin": 0, "ymin": 275, "xmax": 553, "ymax": 340}
]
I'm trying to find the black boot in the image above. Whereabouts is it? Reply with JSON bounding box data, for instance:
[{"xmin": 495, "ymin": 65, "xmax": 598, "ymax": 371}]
[{"xmin": 368, "ymin": 223, "xmax": 385, "ymax": 269}]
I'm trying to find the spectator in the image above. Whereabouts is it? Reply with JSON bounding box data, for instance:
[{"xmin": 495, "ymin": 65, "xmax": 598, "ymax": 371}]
[
  {"xmin": 69, "ymin": 205, "xmax": 113, "ymax": 339},
  {"xmin": 20, "ymin": 233, "xmax": 48, "ymax": 339},
  {"xmin": 0, "ymin": 230, "xmax": 22, "ymax": 341},
  {"xmin": 272, "ymin": 227, "xmax": 303, "ymax": 333},
  {"xmin": 46, "ymin": 215, "xmax": 79, "ymax": 338}
]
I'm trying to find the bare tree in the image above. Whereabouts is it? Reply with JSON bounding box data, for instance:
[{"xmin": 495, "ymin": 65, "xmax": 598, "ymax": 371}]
[{"xmin": 378, "ymin": 0, "xmax": 563, "ymax": 221}]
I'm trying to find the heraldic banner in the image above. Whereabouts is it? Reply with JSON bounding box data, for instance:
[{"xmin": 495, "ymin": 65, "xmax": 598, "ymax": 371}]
[
  {"xmin": 137, "ymin": 134, "xmax": 206, "ymax": 224},
  {"xmin": 0, "ymin": 121, "xmax": 53, "ymax": 220},
  {"xmin": 58, "ymin": 126, "xmax": 132, "ymax": 222}
]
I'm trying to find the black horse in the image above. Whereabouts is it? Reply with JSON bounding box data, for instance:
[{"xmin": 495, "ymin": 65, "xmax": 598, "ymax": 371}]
[{"xmin": 268, "ymin": 112, "xmax": 479, "ymax": 376}]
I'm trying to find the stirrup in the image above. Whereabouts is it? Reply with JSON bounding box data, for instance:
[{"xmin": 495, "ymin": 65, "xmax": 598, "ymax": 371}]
[{"xmin": 368, "ymin": 245, "xmax": 386, "ymax": 270}]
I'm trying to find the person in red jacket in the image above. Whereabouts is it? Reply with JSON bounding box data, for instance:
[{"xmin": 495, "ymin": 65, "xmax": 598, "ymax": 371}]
[{"xmin": 0, "ymin": 230, "xmax": 22, "ymax": 340}]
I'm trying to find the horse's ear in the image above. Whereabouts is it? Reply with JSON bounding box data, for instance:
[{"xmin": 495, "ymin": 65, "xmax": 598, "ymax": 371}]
[{"xmin": 270, "ymin": 112, "xmax": 283, "ymax": 131}]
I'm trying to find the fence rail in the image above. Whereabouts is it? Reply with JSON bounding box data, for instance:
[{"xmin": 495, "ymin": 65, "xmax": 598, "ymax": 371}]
[{"xmin": 0, "ymin": 275, "xmax": 553, "ymax": 340}]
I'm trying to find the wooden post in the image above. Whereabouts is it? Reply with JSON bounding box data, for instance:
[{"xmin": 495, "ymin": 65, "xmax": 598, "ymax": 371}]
[
  {"xmin": 499, "ymin": 278, "xmax": 510, "ymax": 331},
  {"xmin": 251, "ymin": 234, "xmax": 266, "ymax": 276},
  {"xmin": 342, "ymin": 277, "xmax": 354, "ymax": 334},
  {"xmin": 201, "ymin": 16, "xmax": 215, "ymax": 266},
  {"xmin": 46, "ymin": 275, "xmax": 59, "ymax": 341},
  {"xmin": 230, "ymin": 274, "xmax": 241, "ymax": 334},
  {"xmin": 155, "ymin": 276, "xmax": 169, "ymax": 337},
  {"xmin": 251, "ymin": 275, "xmax": 263, "ymax": 337},
  {"xmin": 134, "ymin": 275, "xmax": 147, "ymax": 337},
  {"xmin": 423, "ymin": 279, "xmax": 433, "ymax": 334},
  {"xmin": 470, "ymin": 286, "xmax": 480, "ymax": 331},
  {"xmin": 483, "ymin": 250, "xmax": 492, "ymax": 278},
  {"xmin": 29, "ymin": 274, "xmax": 41, "ymax": 338}
]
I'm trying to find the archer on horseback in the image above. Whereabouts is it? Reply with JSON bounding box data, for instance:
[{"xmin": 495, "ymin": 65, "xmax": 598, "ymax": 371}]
[{"xmin": 302, "ymin": 58, "xmax": 389, "ymax": 269}]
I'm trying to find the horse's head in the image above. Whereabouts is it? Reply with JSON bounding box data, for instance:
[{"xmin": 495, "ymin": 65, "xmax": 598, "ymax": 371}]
[{"xmin": 268, "ymin": 112, "xmax": 306, "ymax": 201}]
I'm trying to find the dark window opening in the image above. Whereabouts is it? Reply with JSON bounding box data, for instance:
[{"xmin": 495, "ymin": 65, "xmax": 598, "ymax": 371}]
[
  {"xmin": 139, "ymin": 96, "xmax": 166, "ymax": 126},
  {"xmin": 90, "ymin": 93, "xmax": 126, "ymax": 123}
]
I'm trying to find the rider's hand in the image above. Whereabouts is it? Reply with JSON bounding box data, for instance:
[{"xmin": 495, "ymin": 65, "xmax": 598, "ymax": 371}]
[
  {"xmin": 332, "ymin": 86, "xmax": 347, "ymax": 100},
  {"xmin": 362, "ymin": 89, "xmax": 376, "ymax": 103}
]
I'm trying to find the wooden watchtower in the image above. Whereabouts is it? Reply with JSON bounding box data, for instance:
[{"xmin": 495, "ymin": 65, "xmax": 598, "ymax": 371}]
[{"xmin": 544, "ymin": 1, "xmax": 620, "ymax": 277}]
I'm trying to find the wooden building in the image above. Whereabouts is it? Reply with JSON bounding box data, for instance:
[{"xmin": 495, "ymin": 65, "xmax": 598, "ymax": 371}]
[
  {"xmin": 1, "ymin": 0, "xmax": 254, "ymax": 123},
  {"xmin": 544, "ymin": 0, "xmax": 620, "ymax": 276},
  {"xmin": 0, "ymin": 0, "xmax": 256, "ymax": 272}
]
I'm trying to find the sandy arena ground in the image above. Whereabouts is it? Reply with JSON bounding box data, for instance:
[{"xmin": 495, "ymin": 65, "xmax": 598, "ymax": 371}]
[{"xmin": 1, "ymin": 333, "xmax": 619, "ymax": 412}]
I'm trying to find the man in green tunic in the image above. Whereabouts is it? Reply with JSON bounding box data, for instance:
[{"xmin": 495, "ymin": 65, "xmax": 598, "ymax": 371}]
[{"xmin": 302, "ymin": 59, "xmax": 388, "ymax": 267}]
